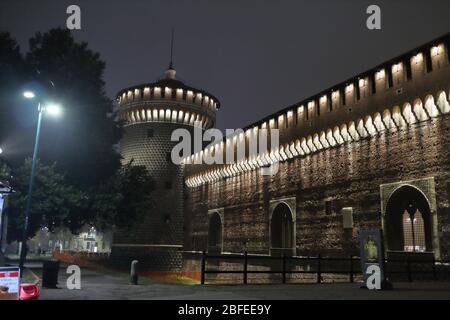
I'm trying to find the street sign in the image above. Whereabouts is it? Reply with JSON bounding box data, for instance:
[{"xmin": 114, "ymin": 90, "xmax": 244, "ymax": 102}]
[{"xmin": 0, "ymin": 267, "xmax": 21, "ymax": 300}]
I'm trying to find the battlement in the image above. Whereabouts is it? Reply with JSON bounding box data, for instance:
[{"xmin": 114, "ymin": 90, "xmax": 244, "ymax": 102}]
[
  {"xmin": 184, "ymin": 33, "xmax": 450, "ymax": 186},
  {"xmin": 116, "ymin": 70, "xmax": 220, "ymax": 129}
]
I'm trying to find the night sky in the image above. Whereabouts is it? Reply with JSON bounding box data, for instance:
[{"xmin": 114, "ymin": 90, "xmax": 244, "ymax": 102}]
[{"xmin": 1, "ymin": 0, "xmax": 449, "ymax": 131}]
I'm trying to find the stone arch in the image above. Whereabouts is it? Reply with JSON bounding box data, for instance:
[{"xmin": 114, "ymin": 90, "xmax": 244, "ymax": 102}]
[
  {"xmin": 392, "ymin": 105, "xmax": 406, "ymax": 128},
  {"xmin": 326, "ymin": 128, "xmax": 336, "ymax": 147},
  {"xmin": 364, "ymin": 115, "xmax": 376, "ymax": 136},
  {"xmin": 348, "ymin": 121, "xmax": 358, "ymax": 141},
  {"xmin": 306, "ymin": 135, "xmax": 315, "ymax": 153},
  {"xmin": 313, "ymin": 133, "xmax": 322, "ymax": 150},
  {"xmin": 436, "ymin": 90, "xmax": 450, "ymax": 114},
  {"xmin": 384, "ymin": 185, "xmax": 432, "ymax": 253},
  {"xmin": 413, "ymin": 98, "xmax": 428, "ymax": 122},
  {"xmin": 373, "ymin": 112, "xmax": 384, "ymax": 132},
  {"xmin": 290, "ymin": 141, "xmax": 299, "ymax": 157},
  {"xmin": 283, "ymin": 143, "xmax": 293, "ymax": 159},
  {"xmin": 300, "ymin": 137, "xmax": 309, "ymax": 154},
  {"xmin": 340, "ymin": 124, "xmax": 349, "ymax": 142},
  {"xmin": 402, "ymin": 103, "xmax": 416, "ymax": 124},
  {"xmin": 424, "ymin": 94, "xmax": 439, "ymax": 118},
  {"xmin": 319, "ymin": 131, "xmax": 329, "ymax": 148},
  {"xmin": 380, "ymin": 177, "xmax": 439, "ymax": 258},
  {"xmin": 382, "ymin": 109, "xmax": 393, "ymax": 130},
  {"xmin": 269, "ymin": 197, "xmax": 296, "ymax": 257},
  {"xmin": 356, "ymin": 118, "xmax": 367, "ymax": 138}
]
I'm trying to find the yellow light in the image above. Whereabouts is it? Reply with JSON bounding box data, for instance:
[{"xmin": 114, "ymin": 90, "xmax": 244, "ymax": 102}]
[
  {"xmin": 332, "ymin": 91, "xmax": 339, "ymax": 99},
  {"xmin": 413, "ymin": 53, "xmax": 423, "ymax": 64},
  {"xmin": 359, "ymin": 78, "xmax": 366, "ymax": 87},
  {"xmin": 376, "ymin": 69, "xmax": 385, "ymax": 80},
  {"xmin": 431, "ymin": 45, "xmax": 441, "ymax": 56}
]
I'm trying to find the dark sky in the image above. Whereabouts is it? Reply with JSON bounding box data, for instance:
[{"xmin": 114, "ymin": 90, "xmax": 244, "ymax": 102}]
[{"xmin": 1, "ymin": 0, "xmax": 449, "ymax": 131}]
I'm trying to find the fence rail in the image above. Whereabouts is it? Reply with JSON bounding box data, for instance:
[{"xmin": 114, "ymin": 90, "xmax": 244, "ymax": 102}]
[{"xmin": 199, "ymin": 251, "xmax": 450, "ymax": 285}]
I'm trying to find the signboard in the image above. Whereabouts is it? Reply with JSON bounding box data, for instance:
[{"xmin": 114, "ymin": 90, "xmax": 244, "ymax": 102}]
[
  {"xmin": 359, "ymin": 229, "xmax": 385, "ymax": 288},
  {"xmin": 0, "ymin": 267, "xmax": 20, "ymax": 300}
]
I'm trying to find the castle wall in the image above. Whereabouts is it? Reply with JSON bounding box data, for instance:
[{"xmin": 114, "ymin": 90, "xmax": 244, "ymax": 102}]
[
  {"xmin": 184, "ymin": 114, "xmax": 450, "ymax": 259},
  {"xmin": 183, "ymin": 34, "xmax": 450, "ymax": 261}
]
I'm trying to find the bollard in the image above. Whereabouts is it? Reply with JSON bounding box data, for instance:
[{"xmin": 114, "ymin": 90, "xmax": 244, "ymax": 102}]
[{"xmin": 130, "ymin": 260, "xmax": 139, "ymax": 285}]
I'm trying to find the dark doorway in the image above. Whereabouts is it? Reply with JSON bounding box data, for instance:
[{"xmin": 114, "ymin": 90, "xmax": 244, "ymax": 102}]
[
  {"xmin": 385, "ymin": 185, "xmax": 432, "ymax": 253},
  {"xmin": 270, "ymin": 203, "xmax": 294, "ymax": 256},
  {"xmin": 208, "ymin": 213, "xmax": 222, "ymax": 253}
]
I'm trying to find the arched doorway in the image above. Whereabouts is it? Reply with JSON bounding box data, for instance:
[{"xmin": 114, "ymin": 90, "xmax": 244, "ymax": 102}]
[
  {"xmin": 270, "ymin": 202, "xmax": 294, "ymax": 256},
  {"xmin": 208, "ymin": 212, "xmax": 222, "ymax": 253},
  {"xmin": 385, "ymin": 185, "xmax": 432, "ymax": 253}
]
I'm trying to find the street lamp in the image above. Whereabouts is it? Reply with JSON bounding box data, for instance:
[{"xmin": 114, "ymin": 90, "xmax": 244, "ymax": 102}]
[
  {"xmin": 23, "ymin": 91, "xmax": 35, "ymax": 99},
  {"xmin": 18, "ymin": 90, "xmax": 62, "ymax": 276}
]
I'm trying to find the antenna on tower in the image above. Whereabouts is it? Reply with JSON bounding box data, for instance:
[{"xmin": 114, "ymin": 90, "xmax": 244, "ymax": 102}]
[
  {"xmin": 165, "ymin": 28, "xmax": 177, "ymax": 79},
  {"xmin": 169, "ymin": 28, "xmax": 175, "ymax": 69}
]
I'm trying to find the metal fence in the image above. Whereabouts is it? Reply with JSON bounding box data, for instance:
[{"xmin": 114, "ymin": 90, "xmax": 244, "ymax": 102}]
[{"xmin": 200, "ymin": 251, "xmax": 450, "ymax": 285}]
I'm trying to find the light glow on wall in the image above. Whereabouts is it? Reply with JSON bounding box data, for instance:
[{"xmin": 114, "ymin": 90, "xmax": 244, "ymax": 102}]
[{"xmin": 376, "ymin": 69, "xmax": 385, "ymax": 80}]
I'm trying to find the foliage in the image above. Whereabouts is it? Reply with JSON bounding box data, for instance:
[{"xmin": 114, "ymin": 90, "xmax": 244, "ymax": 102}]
[
  {"xmin": 0, "ymin": 29, "xmax": 154, "ymax": 241},
  {"xmin": 6, "ymin": 159, "xmax": 84, "ymax": 241}
]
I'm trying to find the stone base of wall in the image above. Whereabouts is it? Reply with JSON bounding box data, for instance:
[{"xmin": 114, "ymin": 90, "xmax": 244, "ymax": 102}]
[{"xmin": 109, "ymin": 245, "xmax": 183, "ymax": 272}]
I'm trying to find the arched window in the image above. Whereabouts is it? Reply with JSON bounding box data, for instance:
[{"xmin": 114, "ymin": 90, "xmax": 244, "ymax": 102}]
[
  {"xmin": 270, "ymin": 203, "xmax": 294, "ymax": 256},
  {"xmin": 402, "ymin": 207, "xmax": 426, "ymax": 252},
  {"xmin": 385, "ymin": 186, "xmax": 432, "ymax": 253}
]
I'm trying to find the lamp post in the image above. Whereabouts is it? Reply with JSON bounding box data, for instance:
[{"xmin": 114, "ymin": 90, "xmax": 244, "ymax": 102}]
[{"xmin": 19, "ymin": 91, "xmax": 61, "ymax": 276}]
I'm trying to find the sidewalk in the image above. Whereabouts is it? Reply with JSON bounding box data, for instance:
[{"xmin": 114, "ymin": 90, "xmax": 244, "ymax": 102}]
[{"xmin": 38, "ymin": 266, "xmax": 450, "ymax": 300}]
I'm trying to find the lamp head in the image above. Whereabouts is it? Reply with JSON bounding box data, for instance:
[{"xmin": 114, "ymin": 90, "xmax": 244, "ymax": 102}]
[
  {"xmin": 45, "ymin": 103, "xmax": 62, "ymax": 117},
  {"xmin": 23, "ymin": 91, "xmax": 36, "ymax": 99}
]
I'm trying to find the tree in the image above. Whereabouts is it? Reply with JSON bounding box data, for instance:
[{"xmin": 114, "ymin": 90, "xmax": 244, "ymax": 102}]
[
  {"xmin": 0, "ymin": 29, "xmax": 154, "ymax": 243},
  {"xmin": 0, "ymin": 32, "xmax": 33, "ymax": 162},
  {"xmin": 89, "ymin": 162, "xmax": 156, "ymax": 231},
  {"xmin": 25, "ymin": 28, "xmax": 122, "ymax": 187},
  {"xmin": 5, "ymin": 158, "xmax": 84, "ymax": 242}
]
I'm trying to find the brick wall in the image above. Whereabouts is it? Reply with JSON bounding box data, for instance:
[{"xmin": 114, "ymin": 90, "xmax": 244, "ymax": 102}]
[
  {"xmin": 114, "ymin": 122, "xmax": 187, "ymax": 245},
  {"xmin": 111, "ymin": 122, "xmax": 189, "ymax": 271},
  {"xmin": 184, "ymin": 115, "xmax": 450, "ymax": 259}
]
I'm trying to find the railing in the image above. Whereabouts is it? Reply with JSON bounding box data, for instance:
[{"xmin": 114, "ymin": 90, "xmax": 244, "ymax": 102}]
[
  {"xmin": 201, "ymin": 251, "xmax": 359, "ymax": 285},
  {"xmin": 199, "ymin": 251, "xmax": 450, "ymax": 285}
]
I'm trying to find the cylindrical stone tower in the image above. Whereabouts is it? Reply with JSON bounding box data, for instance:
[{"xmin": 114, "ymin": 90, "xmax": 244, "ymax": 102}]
[{"xmin": 111, "ymin": 65, "xmax": 220, "ymax": 271}]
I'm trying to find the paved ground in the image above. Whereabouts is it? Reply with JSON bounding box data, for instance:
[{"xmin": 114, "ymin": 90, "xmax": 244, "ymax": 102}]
[{"xmin": 35, "ymin": 266, "xmax": 450, "ymax": 300}]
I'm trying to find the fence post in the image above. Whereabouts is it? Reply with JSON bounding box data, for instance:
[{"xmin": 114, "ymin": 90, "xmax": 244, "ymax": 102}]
[
  {"xmin": 282, "ymin": 253, "xmax": 286, "ymax": 284},
  {"xmin": 201, "ymin": 250, "xmax": 206, "ymax": 285},
  {"xmin": 349, "ymin": 255, "xmax": 354, "ymax": 283},
  {"xmin": 407, "ymin": 254, "xmax": 412, "ymax": 282},
  {"xmin": 432, "ymin": 255, "xmax": 437, "ymax": 281},
  {"xmin": 317, "ymin": 254, "xmax": 322, "ymax": 284},
  {"xmin": 243, "ymin": 251, "xmax": 248, "ymax": 285}
]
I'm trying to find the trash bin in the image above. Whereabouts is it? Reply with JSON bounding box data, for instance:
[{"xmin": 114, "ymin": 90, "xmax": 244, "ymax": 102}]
[{"xmin": 42, "ymin": 259, "xmax": 60, "ymax": 288}]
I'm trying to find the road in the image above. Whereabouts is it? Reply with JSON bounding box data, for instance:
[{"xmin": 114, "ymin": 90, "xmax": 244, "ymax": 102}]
[{"xmin": 37, "ymin": 266, "xmax": 450, "ymax": 300}]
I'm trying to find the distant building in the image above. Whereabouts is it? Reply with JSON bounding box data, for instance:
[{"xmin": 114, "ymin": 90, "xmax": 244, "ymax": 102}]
[{"xmin": 6, "ymin": 226, "xmax": 113, "ymax": 256}]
